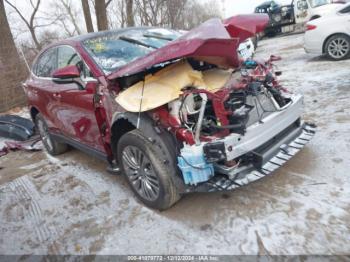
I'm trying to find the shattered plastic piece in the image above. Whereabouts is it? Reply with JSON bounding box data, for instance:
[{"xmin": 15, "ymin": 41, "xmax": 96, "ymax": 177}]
[
  {"xmin": 0, "ymin": 135, "xmax": 42, "ymax": 157},
  {"xmin": 0, "ymin": 115, "xmax": 35, "ymax": 141}
]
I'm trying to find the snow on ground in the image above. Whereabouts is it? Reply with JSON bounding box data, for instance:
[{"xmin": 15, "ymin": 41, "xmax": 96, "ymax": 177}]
[{"xmin": 0, "ymin": 33, "xmax": 350, "ymax": 255}]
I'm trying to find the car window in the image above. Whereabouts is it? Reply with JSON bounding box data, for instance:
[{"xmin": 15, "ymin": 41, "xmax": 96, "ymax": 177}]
[
  {"xmin": 339, "ymin": 4, "xmax": 350, "ymax": 13},
  {"xmin": 57, "ymin": 46, "xmax": 81, "ymax": 69},
  {"xmin": 34, "ymin": 48, "xmax": 57, "ymax": 78},
  {"xmin": 57, "ymin": 45, "xmax": 93, "ymax": 80},
  {"xmin": 309, "ymin": 0, "xmax": 331, "ymax": 8}
]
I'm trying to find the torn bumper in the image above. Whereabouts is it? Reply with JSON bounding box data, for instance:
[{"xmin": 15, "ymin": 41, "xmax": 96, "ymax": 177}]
[{"xmin": 185, "ymin": 121, "xmax": 316, "ymax": 193}]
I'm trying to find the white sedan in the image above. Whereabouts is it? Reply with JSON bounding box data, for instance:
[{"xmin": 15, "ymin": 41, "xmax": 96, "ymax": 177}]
[{"xmin": 304, "ymin": 3, "xmax": 350, "ymax": 60}]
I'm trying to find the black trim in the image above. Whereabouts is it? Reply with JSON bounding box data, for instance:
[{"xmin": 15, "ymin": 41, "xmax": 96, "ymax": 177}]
[{"xmin": 51, "ymin": 133, "xmax": 108, "ymax": 162}]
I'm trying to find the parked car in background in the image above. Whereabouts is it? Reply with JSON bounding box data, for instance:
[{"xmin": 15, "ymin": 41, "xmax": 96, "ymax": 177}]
[
  {"xmin": 304, "ymin": 3, "xmax": 350, "ymax": 60},
  {"xmin": 255, "ymin": 0, "xmax": 346, "ymax": 36},
  {"xmin": 22, "ymin": 15, "xmax": 316, "ymax": 210}
]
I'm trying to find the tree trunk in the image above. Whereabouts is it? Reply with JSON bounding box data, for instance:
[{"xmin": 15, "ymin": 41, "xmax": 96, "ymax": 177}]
[
  {"xmin": 81, "ymin": 0, "xmax": 94, "ymax": 33},
  {"xmin": 0, "ymin": 0, "xmax": 20, "ymax": 64},
  {"xmin": 95, "ymin": 0, "xmax": 108, "ymax": 31},
  {"xmin": 0, "ymin": 0, "xmax": 26, "ymax": 112},
  {"xmin": 126, "ymin": 0, "xmax": 135, "ymax": 27}
]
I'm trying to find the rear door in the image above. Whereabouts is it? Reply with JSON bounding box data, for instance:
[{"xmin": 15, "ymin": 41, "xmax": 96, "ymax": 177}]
[
  {"xmin": 27, "ymin": 47, "xmax": 60, "ymax": 131},
  {"xmin": 53, "ymin": 45, "xmax": 105, "ymax": 152}
]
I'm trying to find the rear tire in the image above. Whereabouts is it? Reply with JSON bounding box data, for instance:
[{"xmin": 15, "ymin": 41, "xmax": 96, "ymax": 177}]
[
  {"xmin": 325, "ymin": 34, "xmax": 350, "ymax": 61},
  {"xmin": 35, "ymin": 114, "xmax": 68, "ymax": 156},
  {"xmin": 117, "ymin": 130, "xmax": 180, "ymax": 210}
]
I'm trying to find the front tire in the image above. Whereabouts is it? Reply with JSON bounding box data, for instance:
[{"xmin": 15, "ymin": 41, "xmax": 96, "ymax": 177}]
[
  {"xmin": 35, "ymin": 114, "xmax": 68, "ymax": 156},
  {"xmin": 117, "ymin": 130, "xmax": 180, "ymax": 210},
  {"xmin": 325, "ymin": 34, "xmax": 350, "ymax": 61}
]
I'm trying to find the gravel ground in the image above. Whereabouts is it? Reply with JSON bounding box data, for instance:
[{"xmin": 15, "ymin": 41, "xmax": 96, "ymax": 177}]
[{"xmin": 0, "ymin": 33, "xmax": 350, "ymax": 255}]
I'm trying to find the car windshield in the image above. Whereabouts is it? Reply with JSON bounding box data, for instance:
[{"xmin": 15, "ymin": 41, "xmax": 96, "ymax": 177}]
[
  {"xmin": 309, "ymin": 0, "xmax": 331, "ymax": 8},
  {"xmin": 83, "ymin": 28, "xmax": 181, "ymax": 74}
]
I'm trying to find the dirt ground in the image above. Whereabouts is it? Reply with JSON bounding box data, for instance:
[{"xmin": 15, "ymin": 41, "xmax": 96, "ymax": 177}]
[{"xmin": 1, "ymin": 34, "xmax": 350, "ymax": 255}]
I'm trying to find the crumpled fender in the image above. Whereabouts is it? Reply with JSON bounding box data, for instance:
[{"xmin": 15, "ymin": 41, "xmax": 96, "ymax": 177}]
[{"xmin": 111, "ymin": 112, "xmax": 186, "ymax": 191}]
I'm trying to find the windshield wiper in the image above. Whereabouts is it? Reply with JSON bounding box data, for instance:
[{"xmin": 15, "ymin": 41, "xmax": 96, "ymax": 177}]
[
  {"xmin": 143, "ymin": 34, "xmax": 173, "ymax": 41},
  {"xmin": 119, "ymin": 36, "xmax": 157, "ymax": 49}
]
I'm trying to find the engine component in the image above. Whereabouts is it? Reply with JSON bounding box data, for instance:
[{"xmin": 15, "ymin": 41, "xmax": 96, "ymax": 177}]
[
  {"xmin": 177, "ymin": 144, "xmax": 214, "ymax": 185},
  {"xmin": 195, "ymin": 93, "xmax": 208, "ymax": 145},
  {"xmin": 203, "ymin": 141, "xmax": 227, "ymax": 163}
]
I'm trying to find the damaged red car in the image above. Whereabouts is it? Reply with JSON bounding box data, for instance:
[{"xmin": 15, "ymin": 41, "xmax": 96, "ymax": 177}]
[{"xmin": 23, "ymin": 14, "xmax": 316, "ymax": 210}]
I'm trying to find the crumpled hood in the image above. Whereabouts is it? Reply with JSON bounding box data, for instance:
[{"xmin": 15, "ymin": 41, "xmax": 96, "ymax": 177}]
[
  {"xmin": 224, "ymin": 14, "xmax": 269, "ymax": 40},
  {"xmin": 107, "ymin": 14, "xmax": 269, "ymax": 80}
]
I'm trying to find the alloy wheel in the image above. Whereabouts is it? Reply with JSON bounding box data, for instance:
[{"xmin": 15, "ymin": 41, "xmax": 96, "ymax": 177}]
[
  {"xmin": 37, "ymin": 119, "xmax": 53, "ymax": 152},
  {"xmin": 328, "ymin": 37, "xmax": 350, "ymax": 60},
  {"xmin": 122, "ymin": 146, "xmax": 160, "ymax": 201}
]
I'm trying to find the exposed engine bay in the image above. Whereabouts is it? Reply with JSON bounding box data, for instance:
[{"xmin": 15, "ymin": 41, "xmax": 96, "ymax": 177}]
[{"xmin": 115, "ymin": 55, "xmax": 316, "ymax": 191}]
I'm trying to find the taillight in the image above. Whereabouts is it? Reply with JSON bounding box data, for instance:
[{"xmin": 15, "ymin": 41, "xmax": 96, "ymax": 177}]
[{"xmin": 306, "ymin": 24, "xmax": 317, "ymax": 31}]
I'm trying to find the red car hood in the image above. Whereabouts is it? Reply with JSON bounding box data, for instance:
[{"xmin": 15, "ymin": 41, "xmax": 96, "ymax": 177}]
[
  {"xmin": 223, "ymin": 14, "xmax": 269, "ymax": 40},
  {"xmin": 107, "ymin": 14, "xmax": 269, "ymax": 80}
]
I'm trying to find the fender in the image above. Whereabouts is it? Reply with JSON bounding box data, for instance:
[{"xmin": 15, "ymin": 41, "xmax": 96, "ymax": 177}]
[{"xmin": 111, "ymin": 112, "xmax": 186, "ymax": 192}]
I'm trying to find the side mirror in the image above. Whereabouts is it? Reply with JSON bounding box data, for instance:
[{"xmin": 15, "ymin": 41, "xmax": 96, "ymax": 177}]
[
  {"xmin": 52, "ymin": 65, "xmax": 80, "ymax": 80},
  {"xmin": 52, "ymin": 65, "xmax": 85, "ymax": 89}
]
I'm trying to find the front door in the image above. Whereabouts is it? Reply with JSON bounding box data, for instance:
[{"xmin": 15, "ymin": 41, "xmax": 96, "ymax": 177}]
[{"xmin": 53, "ymin": 45, "xmax": 105, "ymax": 152}]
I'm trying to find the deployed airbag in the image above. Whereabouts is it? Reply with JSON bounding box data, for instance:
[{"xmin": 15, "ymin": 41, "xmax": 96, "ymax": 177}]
[{"xmin": 115, "ymin": 61, "xmax": 232, "ymax": 112}]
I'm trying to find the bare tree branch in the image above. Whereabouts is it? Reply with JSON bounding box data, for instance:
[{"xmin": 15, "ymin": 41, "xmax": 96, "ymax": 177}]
[{"xmin": 5, "ymin": 0, "xmax": 42, "ymax": 50}]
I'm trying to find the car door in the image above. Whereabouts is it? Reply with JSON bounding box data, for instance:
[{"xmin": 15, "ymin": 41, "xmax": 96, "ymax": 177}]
[
  {"xmin": 294, "ymin": 0, "xmax": 310, "ymax": 23},
  {"xmin": 52, "ymin": 45, "xmax": 105, "ymax": 152},
  {"xmin": 26, "ymin": 47, "xmax": 60, "ymax": 132}
]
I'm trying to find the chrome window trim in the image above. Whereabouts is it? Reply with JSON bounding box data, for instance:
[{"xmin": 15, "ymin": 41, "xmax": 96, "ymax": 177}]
[{"xmin": 31, "ymin": 44, "xmax": 95, "ymax": 84}]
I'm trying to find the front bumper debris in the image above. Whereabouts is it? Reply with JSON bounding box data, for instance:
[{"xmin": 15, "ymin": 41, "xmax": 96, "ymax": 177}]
[{"xmin": 186, "ymin": 122, "xmax": 316, "ymax": 193}]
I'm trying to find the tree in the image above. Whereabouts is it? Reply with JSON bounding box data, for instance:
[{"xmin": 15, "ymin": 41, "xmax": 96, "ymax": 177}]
[
  {"xmin": 81, "ymin": 0, "xmax": 94, "ymax": 32},
  {"xmin": 95, "ymin": 0, "xmax": 109, "ymax": 31},
  {"xmin": 5, "ymin": 0, "xmax": 42, "ymax": 50},
  {"xmin": 0, "ymin": 0, "xmax": 26, "ymax": 112},
  {"xmin": 56, "ymin": 0, "xmax": 82, "ymax": 35},
  {"xmin": 126, "ymin": 0, "xmax": 135, "ymax": 27},
  {"xmin": 0, "ymin": 0, "xmax": 21, "ymax": 66}
]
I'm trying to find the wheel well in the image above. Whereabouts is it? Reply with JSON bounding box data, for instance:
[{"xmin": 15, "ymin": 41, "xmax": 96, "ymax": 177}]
[
  {"xmin": 30, "ymin": 107, "xmax": 39, "ymax": 122},
  {"xmin": 323, "ymin": 33, "xmax": 350, "ymax": 53},
  {"xmin": 111, "ymin": 118, "xmax": 136, "ymax": 157}
]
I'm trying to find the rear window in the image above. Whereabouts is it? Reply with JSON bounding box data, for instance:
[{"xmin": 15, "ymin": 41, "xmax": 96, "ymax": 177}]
[
  {"xmin": 83, "ymin": 28, "xmax": 180, "ymax": 74},
  {"xmin": 34, "ymin": 48, "xmax": 57, "ymax": 78}
]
